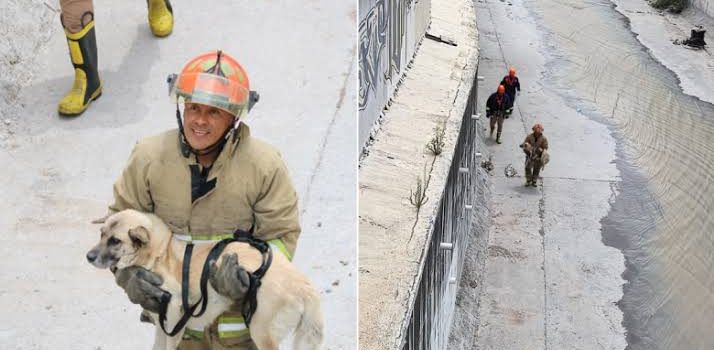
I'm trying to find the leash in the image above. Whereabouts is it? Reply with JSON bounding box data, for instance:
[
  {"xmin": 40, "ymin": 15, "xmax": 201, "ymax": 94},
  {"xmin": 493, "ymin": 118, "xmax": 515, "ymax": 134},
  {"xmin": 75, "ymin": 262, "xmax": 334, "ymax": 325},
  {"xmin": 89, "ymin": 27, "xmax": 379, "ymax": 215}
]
[
  {"xmin": 200, "ymin": 230, "xmax": 273, "ymax": 326},
  {"xmin": 158, "ymin": 242, "xmax": 202, "ymax": 337},
  {"xmin": 158, "ymin": 227, "xmax": 273, "ymax": 336}
]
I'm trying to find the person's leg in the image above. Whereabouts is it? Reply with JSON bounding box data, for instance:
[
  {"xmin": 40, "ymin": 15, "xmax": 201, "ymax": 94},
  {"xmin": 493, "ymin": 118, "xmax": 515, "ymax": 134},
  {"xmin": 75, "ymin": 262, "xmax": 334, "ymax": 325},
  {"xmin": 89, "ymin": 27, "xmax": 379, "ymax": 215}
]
[
  {"xmin": 177, "ymin": 339, "xmax": 210, "ymax": 350},
  {"xmin": 60, "ymin": 0, "xmax": 92, "ymax": 33},
  {"xmin": 524, "ymin": 158, "xmax": 533, "ymax": 186},
  {"xmin": 207, "ymin": 321, "xmax": 257, "ymax": 350},
  {"xmin": 176, "ymin": 331, "xmax": 211, "ymax": 350},
  {"xmin": 178, "ymin": 314, "xmax": 255, "ymax": 350},
  {"xmin": 58, "ymin": 0, "xmax": 102, "ymax": 116},
  {"xmin": 147, "ymin": 0, "xmax": 174, "ymax": 37},
  {"xmin": 489, "ymin": 115, "xmax": 496, "ymax": 138},
  {"xmin": 532, "ymin": 159, "xmax": 542, "ymax": 186},
  {"xmin": 496, "ymin": 115, "xmax": 504, "ymax": 144}
]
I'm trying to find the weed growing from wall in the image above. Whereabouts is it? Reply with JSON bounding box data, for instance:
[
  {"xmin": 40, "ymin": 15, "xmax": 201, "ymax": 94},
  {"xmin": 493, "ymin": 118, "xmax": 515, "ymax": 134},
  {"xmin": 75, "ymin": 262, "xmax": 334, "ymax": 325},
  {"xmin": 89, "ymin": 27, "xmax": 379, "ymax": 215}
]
[{"xmin": 426, "ymin": 125, "xmax": 446, "ymax": 155}]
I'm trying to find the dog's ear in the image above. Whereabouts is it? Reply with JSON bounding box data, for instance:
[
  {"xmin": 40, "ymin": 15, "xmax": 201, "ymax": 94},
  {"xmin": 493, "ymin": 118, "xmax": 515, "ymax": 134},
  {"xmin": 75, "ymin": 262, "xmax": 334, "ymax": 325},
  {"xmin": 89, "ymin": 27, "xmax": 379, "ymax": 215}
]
[
  {"xmin": 128, "ymin": 226, "xmax": 150, "ymax": 248},
  {"xmin": 91, "ymin": 215, "xmax": 108, "ymax": 224}
]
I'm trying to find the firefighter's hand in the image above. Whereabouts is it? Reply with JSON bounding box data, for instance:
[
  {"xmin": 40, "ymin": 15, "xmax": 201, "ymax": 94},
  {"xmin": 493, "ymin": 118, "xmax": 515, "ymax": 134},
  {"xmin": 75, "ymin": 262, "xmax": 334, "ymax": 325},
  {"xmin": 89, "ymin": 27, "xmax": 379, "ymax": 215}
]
[
  {"xmin": 209, "ymin": 253, "xmax": 250, "ymax": 300},
  {"xmin": 115, "ymin": 266, "xmax": 170, "ymax": 313}
]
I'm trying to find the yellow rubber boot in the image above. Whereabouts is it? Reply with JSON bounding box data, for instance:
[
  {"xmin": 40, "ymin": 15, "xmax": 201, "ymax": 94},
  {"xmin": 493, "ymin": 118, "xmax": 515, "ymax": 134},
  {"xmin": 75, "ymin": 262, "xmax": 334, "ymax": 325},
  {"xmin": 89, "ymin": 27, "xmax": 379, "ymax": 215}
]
[
  {"xmin": 148, "ymin": 0, "xmax": 173, "ymax": 37},
  {"xmin": 58, "ymin": 21, "xmax": 102, "ymax": 116}
]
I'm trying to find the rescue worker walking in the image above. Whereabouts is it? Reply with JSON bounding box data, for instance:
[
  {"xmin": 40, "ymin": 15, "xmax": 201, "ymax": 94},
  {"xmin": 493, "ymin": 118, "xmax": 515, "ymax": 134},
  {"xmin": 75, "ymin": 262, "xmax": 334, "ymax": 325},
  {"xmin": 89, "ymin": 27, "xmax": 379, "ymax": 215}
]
[
  {"xmin": 500, "ymin": 67, "xmax": 521, "ymax": 105},
  {"xmin": 57, "ymin": 0, "xmax": 174, "ymax": 116},
  {"xmin": 521, "ymin": 123, "xmax": 549, "ymax": 187},
  {"xmin": 106, "ymin": 50, "xmax": 299, "ymax": 349},
  {"xmin": 485, "ymin": 84, "xmax": 512, "ymax": 144}
]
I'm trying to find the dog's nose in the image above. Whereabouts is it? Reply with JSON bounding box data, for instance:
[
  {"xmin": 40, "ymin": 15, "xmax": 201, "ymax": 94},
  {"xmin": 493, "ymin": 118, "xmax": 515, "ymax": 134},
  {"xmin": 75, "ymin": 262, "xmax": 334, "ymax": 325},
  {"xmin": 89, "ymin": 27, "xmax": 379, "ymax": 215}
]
[{"xmin": 86, "ymin": 251, "xmax": 97, "ymax": 263}]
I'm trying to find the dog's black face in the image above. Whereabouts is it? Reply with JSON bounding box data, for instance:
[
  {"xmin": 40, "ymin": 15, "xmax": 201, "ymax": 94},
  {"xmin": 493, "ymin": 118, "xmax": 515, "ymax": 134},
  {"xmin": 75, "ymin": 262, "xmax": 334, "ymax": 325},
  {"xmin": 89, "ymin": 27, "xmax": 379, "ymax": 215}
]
[{"xmin": 87, "ymin": 216, "xmax": 149, "ymax": 270}]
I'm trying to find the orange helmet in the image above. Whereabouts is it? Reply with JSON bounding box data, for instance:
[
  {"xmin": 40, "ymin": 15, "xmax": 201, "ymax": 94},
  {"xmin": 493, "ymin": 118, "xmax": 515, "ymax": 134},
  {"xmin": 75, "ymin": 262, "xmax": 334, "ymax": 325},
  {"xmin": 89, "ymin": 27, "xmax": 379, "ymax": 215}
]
[
  {"xmin": 509, "ymin": 67, "xmax": 516, "ymax": 77},
  {"xmin": 169, "ymin": 50, "xmax": 255, "ymax": 118},
  {"xmin": 497, "ymin": 85, "xmax": 506, "ymax": 94}
]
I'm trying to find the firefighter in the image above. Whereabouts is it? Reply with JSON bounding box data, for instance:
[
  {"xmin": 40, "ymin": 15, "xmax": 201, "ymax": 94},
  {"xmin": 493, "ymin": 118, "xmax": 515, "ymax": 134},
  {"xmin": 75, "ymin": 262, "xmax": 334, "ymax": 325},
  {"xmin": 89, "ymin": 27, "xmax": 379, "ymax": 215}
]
[
  {"xmin": 108, "ymin": 50, "xmax": 299, "ymax": 349},
  {"xmin": 485, "ymin": 84, "xmax": 512, "ymax": 144},
  {"xmin": 521, "ymin": 123, "xmax": 549, "ymax": 187},
  {"xmin": 500, "ymin": 67, "xmax": 521, "ymax": 105}
]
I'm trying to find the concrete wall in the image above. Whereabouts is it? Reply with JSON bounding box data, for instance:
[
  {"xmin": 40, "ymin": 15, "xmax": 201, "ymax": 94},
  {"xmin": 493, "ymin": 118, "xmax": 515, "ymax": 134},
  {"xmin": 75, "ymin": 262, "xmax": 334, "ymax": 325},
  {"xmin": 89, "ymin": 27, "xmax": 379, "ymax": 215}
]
[
  {"xmin": 358, "ymin": 0, "xmax": 479, "ymax": 348},
  {"xmin": 401, "ymin": 70, "xmax": 485, "ymax": 350},
  {"xmin": 358, "ymin": 0, "xmax": 431, "ymax": 151},
  {"xmin": 690, "ymin": 0, "xmax": 714, "ymax": 17}
]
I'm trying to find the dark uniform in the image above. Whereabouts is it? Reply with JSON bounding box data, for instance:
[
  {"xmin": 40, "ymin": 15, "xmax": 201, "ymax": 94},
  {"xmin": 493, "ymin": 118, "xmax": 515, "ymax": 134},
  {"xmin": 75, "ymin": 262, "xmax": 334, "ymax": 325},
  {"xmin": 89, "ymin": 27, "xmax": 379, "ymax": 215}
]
[
  {"xmin": 485, "ymin": 92, "xmax": 512, "ymax": 143},
  {"xmin": 500, "ymin": 75, "xmax": 521, "ymax": 105}
]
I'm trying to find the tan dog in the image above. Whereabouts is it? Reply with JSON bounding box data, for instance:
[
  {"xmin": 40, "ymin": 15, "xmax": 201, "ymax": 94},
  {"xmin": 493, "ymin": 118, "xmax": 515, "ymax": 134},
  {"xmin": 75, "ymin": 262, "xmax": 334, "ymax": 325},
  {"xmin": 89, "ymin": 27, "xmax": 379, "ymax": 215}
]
[
  {"xmin": 87, "ymin": 209, "xmax": 323, "ymax": 350},
  {"xmin": 522, "ymin": 142, "xmax": 549, "ymax": 171}
]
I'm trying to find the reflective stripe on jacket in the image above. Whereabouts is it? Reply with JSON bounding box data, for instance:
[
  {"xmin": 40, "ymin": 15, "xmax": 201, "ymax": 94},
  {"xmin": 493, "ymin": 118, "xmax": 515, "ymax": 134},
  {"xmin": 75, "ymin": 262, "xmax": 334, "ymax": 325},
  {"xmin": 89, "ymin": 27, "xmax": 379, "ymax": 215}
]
[
  {"xmin": 109, "ymin": 124, "xmax": 300, "ymax": 255},
  {"xmin": 486, "ymin": 92, "xmax": 512, "ymax": 116},
  {"xmin": 109, "ymin": 123, "xmax": 301, "ymax": 344}
]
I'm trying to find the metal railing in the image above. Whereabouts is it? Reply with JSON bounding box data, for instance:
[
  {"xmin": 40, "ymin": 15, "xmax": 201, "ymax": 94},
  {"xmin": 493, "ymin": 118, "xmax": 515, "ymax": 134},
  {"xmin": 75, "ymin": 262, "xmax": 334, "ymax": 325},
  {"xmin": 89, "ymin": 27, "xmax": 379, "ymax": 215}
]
[{"xmin": 402, "ymin": 68, "xmax": 480, "ymax": 349}]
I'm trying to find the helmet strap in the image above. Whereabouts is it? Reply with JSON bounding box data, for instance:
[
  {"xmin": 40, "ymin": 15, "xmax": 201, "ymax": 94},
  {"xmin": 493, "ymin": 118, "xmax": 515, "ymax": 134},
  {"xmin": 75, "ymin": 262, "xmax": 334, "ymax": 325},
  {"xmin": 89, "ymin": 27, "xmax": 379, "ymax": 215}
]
[{"xmin": 176, "ymin": 104, "xmax": 191, "ymax": 158}]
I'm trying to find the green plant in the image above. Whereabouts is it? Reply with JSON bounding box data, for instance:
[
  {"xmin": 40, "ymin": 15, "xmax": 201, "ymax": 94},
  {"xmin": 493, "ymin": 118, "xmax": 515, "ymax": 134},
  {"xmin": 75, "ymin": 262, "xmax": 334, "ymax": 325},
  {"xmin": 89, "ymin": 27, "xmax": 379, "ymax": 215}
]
[
  {"xmin": 426, "ymin": 125, "xmax": 446, "ymax": 155},
  {"xmin": 409, "ymin": 166, "xmax": 430, "ymax": 209}
]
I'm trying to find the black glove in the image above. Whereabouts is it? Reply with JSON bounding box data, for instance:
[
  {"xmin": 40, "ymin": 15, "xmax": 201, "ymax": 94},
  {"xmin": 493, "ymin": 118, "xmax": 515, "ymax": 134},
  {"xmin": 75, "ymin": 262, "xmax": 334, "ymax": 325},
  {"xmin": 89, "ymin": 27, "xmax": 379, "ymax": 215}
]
[
  {"xmin": 115, "ymin": 266, "xmax": 170, "ymax": 313},
  {"xmin": 209, "ymin": 253, "xmax": 251, "ymax": 300}
]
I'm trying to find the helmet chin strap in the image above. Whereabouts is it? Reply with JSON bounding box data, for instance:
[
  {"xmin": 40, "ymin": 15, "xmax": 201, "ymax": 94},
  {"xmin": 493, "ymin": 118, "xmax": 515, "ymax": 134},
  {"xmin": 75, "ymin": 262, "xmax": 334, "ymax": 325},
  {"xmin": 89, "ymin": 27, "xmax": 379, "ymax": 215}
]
[{"xmin": 176, "ymin": 104, "xmax": 236, "ymax": 158}]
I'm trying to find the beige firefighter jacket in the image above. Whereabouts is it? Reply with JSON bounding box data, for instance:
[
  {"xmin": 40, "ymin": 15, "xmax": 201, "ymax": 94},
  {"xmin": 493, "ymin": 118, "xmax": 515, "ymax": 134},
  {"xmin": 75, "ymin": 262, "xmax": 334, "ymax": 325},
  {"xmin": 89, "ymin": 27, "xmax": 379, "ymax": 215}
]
[
  {"xmin": 108, "ymin": 123, "xmax": 300, "ymax": 256},
  {"xmin": 523, "ymin": 132, "xmax": 549, "ymax": 159}
]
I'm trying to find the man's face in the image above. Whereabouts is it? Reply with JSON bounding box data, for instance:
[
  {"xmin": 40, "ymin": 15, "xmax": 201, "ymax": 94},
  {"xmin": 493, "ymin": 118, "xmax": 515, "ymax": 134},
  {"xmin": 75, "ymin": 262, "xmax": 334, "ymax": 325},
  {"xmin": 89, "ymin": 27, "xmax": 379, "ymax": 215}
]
[{"xmin": 183, "ymin": 103, "xmax": 235, "ymax": 151}]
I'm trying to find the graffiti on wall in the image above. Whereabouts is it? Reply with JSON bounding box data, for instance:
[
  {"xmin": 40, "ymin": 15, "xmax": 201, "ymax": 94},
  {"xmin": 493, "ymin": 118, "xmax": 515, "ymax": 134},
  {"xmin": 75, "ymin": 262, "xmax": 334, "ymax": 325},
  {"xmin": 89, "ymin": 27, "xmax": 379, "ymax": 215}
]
[
  {"xmin": 388, "ymin": 0, "xmax": 417, "ymax": 81},
  {"xmin": 358, "ymin": 0, "xmax": 388, "ymax": 112},
  {"xmin": 359, "ymin": 0, "xmax": 428, "ymax": 150},
  {"xmin": 358, "ymin": 0, "xmax": 416, "ymax": 111}
]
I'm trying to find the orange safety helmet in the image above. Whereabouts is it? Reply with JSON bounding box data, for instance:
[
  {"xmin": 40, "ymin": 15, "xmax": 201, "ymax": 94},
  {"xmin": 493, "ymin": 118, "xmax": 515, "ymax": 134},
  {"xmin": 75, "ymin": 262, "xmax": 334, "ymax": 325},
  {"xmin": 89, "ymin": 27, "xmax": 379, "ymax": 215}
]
[
  {"xmin": 509, "ymin": 67, "xmax": 516, "ymax": 77},
  {"xmin": 497, "ymin": 85, "xmax": 506, "ymax": 94},
  {"xmin": 169, "ymin": 50, "xmax": 257, "ymax": 118}
]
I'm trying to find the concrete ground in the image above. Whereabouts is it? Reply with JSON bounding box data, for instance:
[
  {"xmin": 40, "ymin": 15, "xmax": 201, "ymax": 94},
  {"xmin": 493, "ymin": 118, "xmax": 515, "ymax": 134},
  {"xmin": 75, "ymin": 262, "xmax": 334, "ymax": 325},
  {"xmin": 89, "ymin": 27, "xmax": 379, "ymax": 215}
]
[
  {"xmin": 468, "ymin": 0, "xmax": 626, "ymax": 349},
  {"xmin": 0, "ymin": 1, "xmax": 356, "ymax": 349}
]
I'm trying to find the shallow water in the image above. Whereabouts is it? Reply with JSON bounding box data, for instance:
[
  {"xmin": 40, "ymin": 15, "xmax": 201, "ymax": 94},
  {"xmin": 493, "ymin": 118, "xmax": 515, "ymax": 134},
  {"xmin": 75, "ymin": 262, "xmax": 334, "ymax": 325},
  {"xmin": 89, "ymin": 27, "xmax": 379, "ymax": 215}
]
[{"xmin": 523, "ymin": 0, "xmax": 714, "ymax": 348}]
